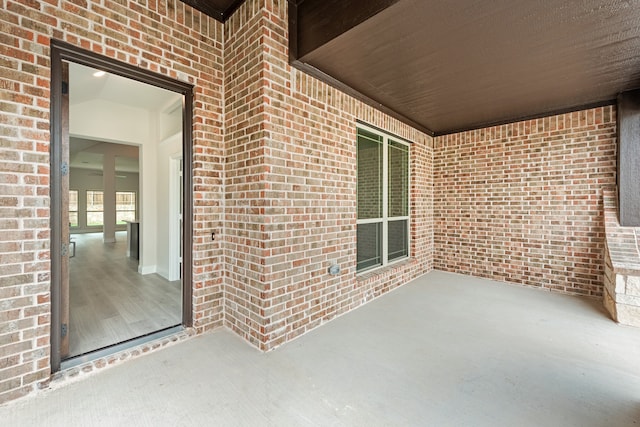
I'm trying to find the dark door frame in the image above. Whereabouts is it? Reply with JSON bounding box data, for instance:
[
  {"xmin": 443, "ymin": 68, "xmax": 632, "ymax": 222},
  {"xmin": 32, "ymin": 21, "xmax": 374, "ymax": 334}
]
[{"xmin": 50, "ymin": 40, "xmax": 194, "ymax": 371}]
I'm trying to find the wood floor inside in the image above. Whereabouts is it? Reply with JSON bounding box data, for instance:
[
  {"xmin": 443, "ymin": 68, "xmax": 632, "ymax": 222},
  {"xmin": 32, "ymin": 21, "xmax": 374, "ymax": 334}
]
[{"xmin": 68, "ymin": 231, "xmax": 182, "ymax": 358}]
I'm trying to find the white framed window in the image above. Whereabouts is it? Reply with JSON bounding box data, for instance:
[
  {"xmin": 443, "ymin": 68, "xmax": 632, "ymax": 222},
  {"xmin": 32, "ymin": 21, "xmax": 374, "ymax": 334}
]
[
  {"xmin": 356, "ymin": 124, "xmax": 410, "ymax": 272},
  {"xmin": 116, "ymin": 191, "xmax": 136, "ymax": 224},
  {"xmin": 86, "ymin": 190, "xmax": 104, "ymax": 227},
  {"xmin": 69, "ymin": 190, "xmax": 78, "ymax": 228}
]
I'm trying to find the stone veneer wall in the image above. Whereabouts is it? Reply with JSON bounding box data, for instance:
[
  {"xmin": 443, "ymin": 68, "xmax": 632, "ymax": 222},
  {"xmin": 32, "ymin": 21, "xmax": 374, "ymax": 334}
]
[
  {"xmin": 434, "ymin": 107, "xmax": 617, "ymax": 296},
  {"xmin": 603, "ymin": 188, "xmax": 640, "ymax": 327}
]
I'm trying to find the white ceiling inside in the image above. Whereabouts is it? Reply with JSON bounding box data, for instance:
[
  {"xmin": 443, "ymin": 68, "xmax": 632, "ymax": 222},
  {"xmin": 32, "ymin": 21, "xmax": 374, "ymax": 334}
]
[
  {"xmin": 68, "ymin": 62, "xmax": 181, "ymax": 172},
  {"xmin": 69, "ymin": 62, "xmax": 179, "ymax": 111},
  {"xmin": 70, "ymin": 137, "xmax": 140, "ymax": 173}
]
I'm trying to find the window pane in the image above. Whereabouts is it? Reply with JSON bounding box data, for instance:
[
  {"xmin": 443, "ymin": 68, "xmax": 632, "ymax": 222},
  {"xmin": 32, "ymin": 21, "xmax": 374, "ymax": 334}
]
[
  {"xmin": 87, "ymin": 212, "xmax": 103, "ymax": 227},
  {"xmin": 69, "ymin": 190, "xmax": 78, "ymax": 211},
  {"xmin": 388, "ymin": 219, "xmax": 408, "ymax": 261},
  {"xmin": 116, "ymin": 192, "xmax": 136, "ymax": 210},
  {"xmin": 69, "ymin": 212, "xmax": 78, "ymax": 228},
  {"xmin": 388, "ymin": 140, "xmax": 409, "ymax": 217},
  {"xmin": 86, "ymin": 191, "xmax": 103, "ymax": 226},
  {"xmin": 116, "ymin": 191, "xmax": 136, "ymax": 225},
  {"xmin": 357, "ymin": 129, "xmax": 382, "ymax": 220},
  {"xmin": 87, "ymin": 191, "xmax": 103, "ymax": 212},
  {"xmin": 357, "ymin": 222, "xmax": 382, "ymax": 271},
  {"xmin": 116, "ymin": 211, "xmax": 136, "ymax": 224},
  {"xmin": 69, "ymin": 190, "xmax": 78, "ymax": 227}
]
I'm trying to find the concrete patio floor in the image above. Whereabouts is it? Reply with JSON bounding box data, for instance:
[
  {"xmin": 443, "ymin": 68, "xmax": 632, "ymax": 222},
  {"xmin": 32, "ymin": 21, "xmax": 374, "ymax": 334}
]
[{"xmin": 3, "ymin": 271, "xmax": 640, "ymax": 426}]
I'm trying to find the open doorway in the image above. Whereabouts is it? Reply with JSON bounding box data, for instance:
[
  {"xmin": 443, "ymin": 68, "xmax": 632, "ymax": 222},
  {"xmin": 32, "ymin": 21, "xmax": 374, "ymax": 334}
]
[{"xmin": 50, "ymin": 41, "xmax": 193, "ymax": 370}]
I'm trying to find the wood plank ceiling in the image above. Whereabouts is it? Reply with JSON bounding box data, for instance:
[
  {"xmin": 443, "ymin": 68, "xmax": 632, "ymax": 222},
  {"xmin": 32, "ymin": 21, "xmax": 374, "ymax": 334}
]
[{"xmin": 185, "ymin": 0, "xmax": 640, "ymax": 136}]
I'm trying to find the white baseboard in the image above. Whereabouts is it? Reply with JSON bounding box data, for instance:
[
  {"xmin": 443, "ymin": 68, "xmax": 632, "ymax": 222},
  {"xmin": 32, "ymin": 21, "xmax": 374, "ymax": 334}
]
[
  {"xmin": 156, "ymin": 267, "xmax": 169, "ymax": 281},
  {"xmin": 138, "ymin": 265, "xmax": 157, "ymax": 275}
]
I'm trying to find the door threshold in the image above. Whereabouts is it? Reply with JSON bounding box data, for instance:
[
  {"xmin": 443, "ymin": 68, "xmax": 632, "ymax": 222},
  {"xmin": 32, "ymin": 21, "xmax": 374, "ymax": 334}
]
[{"xmin": 60, "ymin": 325, "xmax": 184, "ymax": 370}]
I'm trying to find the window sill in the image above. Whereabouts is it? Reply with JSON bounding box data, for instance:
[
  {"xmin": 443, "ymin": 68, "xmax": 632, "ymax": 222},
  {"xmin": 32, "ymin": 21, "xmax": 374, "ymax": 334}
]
[{"xmin": 356, "ymin": 257, "xmax": 416, "ymax": 282}]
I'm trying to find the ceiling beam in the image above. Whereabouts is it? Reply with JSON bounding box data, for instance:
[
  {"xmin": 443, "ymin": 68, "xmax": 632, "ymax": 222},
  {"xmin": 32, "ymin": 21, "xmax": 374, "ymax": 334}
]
[{"xmin": 617, "ymin": 90, "xmax": 640, "ymax": 226}]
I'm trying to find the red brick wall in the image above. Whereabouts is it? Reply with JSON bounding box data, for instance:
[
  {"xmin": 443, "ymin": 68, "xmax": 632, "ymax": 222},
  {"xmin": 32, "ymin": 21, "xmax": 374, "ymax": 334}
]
[
  {"xmin": 434, "ymin": 107, "xmax": 617, "ymax": 296},
  {"xmin": 223, "ymin": 0, "xmax": 272, "ymax": 350},
  {"xmin": 223, "ymin": 0, "xmax": 434, "ymax": 350},
  {"xmin": 0, "ymin": 0, "xmax": 433, "ymax": 404},
  {"xmin": 7, "ymin": 0, "xmax": 618, "ymax": 407},
  {"xmin": 0, "ymin": 0, "xmax": 619, "ymax": 407},
  {"xmin": 0, "ymin": 0, "xmax": 225, "ymax": 403}
]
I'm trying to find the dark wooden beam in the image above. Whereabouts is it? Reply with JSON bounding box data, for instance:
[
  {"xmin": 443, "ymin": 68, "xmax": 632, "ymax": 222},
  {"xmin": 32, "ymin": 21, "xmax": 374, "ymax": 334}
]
[
  {"xmin": 617, "ymin": 90, "xmax": 640, "ymax": 226},
  {"xmin": 294, "ymin": 0, "xmax": 401, "ymax": 59}
]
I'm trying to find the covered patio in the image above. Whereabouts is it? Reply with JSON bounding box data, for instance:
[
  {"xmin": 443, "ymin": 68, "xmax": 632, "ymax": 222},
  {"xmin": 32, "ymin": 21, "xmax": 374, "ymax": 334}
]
[{"xmin": 3, "ymin": 271, "xmax": 639, "ymax": 426}]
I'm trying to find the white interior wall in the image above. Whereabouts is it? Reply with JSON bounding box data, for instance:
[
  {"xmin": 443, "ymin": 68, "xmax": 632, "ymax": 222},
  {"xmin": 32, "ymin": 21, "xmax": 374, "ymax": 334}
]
[
  {"xmin": 69, "ymin": 96, "xmax": 182, "ymax": 278},
  {"xmin": 137, "ymin": 112, "xmax": 158, "ymax": 275},
  {"xmin": 159, "ymin": 100, "xmax": 182, "ymax": 141},
  {"xmin": 70, "ymin": 99, "xmax": 157, "ymax": 274},
  {"xmin": 71, "ymin": 99, "xmax": 150, "ymax": 145},
  {"xmin": 156, "ymin": 132, "xmax": 182, "ymax": 280}
]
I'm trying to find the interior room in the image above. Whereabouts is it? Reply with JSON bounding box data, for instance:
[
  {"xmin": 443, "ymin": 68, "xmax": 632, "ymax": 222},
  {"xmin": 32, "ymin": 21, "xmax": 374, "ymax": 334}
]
[{"xmin": 64, "ymin": 63, "xmax": 184, "ymax": 359}]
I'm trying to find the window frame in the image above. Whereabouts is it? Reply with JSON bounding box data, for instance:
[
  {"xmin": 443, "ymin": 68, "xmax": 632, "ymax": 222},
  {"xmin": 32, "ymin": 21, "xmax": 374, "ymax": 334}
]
[
  {"xmin": 86, "ymin": 190, "xmax": 104, "ymax": 227},
  {"xmin": 115, "ymin": 191, "xmax": 137, "ymax": 225},
  {"xmin": 69, "ymin": 189, "xmax": 79, "ymax": 228},
  {"xmin": 356, "ymin": 124, "xmax": 411, "ymax": 273}
]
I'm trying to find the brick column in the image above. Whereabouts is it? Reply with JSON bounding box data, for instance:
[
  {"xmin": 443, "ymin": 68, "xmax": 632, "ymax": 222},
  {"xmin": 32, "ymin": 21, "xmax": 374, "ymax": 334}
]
[{"xmin": 223, "ymin": 0, "xmax": 434, "ymax": 350}]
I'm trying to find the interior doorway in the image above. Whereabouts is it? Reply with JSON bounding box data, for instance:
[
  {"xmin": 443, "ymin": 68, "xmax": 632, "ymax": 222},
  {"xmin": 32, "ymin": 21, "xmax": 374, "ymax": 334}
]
[{"xmin": 50, "ymin": 41, "xmax": 194, "ymax": 370}]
